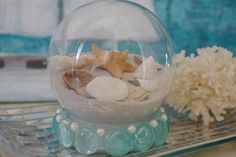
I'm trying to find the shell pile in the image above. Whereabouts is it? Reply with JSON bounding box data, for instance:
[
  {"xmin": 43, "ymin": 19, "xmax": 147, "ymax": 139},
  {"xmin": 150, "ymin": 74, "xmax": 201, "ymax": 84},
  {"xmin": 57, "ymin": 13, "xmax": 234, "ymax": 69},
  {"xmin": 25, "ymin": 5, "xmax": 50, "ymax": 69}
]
[{"xmin": 58, "ymin": 44, "xmax": 164, "ymax": 102}]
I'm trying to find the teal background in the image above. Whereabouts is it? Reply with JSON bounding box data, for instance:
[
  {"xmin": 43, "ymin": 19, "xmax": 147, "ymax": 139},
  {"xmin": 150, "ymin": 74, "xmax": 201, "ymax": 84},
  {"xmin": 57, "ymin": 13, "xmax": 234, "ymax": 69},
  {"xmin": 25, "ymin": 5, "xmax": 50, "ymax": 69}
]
[
  {"xmin": 153, "ymin": 0, "xmax": 236, "ymax": 55},
  {"xmin": 0, "ymin": 34, "xmax": 50, "ymax": 55},
  {"xmin": 0, "ymin": 0, "xmax": 236, "ymax": 55}
]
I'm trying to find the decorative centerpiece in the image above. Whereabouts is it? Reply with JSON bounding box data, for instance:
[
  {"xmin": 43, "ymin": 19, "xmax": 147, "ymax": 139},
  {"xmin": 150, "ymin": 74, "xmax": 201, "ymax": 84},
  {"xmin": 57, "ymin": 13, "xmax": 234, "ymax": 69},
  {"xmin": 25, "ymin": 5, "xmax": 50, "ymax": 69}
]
[{"xmin": 48, "ymin": 0, "xmax": 174, "ymax": 156}]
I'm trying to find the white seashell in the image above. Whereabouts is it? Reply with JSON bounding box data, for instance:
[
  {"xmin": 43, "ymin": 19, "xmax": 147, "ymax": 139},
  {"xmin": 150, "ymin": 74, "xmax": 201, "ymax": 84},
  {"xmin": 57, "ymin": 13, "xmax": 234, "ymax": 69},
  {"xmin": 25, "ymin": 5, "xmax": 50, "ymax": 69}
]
[
  {"xmin": 85, "ymin": 76, "xmax": 129, "ymax": 101},
  {"xmin": 137, "ymin": 78, "xmax": 160, "ymax": 92},
  {"xmin": 133, "ymin": 56, "xmax": 162, "ymax": 79},
  {"xmin": 129, "ymin": 88, "xmax": 148, "ymax": 101}
]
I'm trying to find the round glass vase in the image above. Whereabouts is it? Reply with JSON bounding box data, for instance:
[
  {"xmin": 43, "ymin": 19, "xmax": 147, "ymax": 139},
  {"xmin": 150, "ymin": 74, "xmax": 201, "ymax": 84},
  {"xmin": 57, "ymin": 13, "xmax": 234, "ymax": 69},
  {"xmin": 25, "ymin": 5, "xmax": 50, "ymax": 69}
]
[{"xmin": 48, "ymin": 0, "xmax": 175, "ymax": 156}]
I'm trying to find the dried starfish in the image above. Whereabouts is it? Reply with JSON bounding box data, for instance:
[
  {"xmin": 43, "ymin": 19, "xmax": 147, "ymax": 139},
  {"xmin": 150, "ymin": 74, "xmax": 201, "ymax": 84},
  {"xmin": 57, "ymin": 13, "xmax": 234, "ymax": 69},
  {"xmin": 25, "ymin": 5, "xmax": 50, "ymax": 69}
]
[{"xmin": 86, "ymin": 44, "xmax": 136, "ymax": 78}]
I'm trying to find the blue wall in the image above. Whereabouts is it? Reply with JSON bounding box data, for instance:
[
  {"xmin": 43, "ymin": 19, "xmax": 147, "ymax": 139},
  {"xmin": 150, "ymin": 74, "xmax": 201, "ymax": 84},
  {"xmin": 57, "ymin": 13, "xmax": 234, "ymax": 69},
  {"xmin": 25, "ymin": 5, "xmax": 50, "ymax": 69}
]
[
  {"xmin": 154, "ymin": 0, "xmax": 236, "ymax": 55},
  {"xmin": 0, "ymin": 34, "xmax": 50, "ymax": 55},
  {"xmin": 0, "ymin": 0, "xmax": 236, "ymax": 56}
]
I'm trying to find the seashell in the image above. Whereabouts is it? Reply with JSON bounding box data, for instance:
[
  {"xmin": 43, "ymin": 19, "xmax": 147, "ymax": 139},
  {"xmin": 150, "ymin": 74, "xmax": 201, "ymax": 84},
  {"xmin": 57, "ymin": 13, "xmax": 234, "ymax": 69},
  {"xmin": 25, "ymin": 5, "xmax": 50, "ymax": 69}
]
[
  {"xmin": 64, "ymin": 69, "xmax": 95, "ymax": 92},
  {"xmin": 133, "ymin": 56, "xmax": 162, "ymax": 79},
  {"xmin": 134, "ymin": 56, "xmax": 143, "ymax": 65},
  {"xmin": 128, "ymin": 78, "xmax": 140, "ymax": 87},
  {"xmin": 85, "ymin": 76, "xmax": 129, "ymax": 101},
  {"xmin": 129, "ymin": 88, "xmax": 148, "ymax": 101},
  {"xmin": 120, "ymin": 73, "xmax": 139, "ymax": 87},
  {"xmin": 73, "ymin": 87, "xmax": 88, "ymax": 97},
  {"xmin": 137, "ymin": 78, "xmax": 160, "ymax": 92}
]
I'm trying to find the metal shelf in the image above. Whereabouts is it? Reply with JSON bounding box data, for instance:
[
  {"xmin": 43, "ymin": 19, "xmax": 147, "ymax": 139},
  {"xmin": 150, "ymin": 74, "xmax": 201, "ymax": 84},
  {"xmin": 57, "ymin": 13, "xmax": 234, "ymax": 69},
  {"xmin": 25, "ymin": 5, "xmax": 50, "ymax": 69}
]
[{"xmin": 0, "ymin": 101, "xmax": 236, "ymax": 157}]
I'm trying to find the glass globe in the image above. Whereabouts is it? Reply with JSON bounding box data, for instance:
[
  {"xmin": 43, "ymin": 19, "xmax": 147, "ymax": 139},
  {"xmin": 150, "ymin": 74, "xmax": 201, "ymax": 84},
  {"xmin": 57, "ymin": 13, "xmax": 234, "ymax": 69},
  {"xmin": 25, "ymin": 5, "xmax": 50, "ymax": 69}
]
[{"xmin": 48, "ymin": 0, "xmax": 174, "ymax": 121}]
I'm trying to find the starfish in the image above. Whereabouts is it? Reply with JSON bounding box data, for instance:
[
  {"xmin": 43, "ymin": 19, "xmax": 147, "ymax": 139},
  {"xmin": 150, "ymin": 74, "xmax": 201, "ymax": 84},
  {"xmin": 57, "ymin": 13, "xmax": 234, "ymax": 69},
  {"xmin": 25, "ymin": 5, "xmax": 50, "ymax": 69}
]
[{"xmin": 87, "ymin": 44, "xmax": 136, "ymax": 78}]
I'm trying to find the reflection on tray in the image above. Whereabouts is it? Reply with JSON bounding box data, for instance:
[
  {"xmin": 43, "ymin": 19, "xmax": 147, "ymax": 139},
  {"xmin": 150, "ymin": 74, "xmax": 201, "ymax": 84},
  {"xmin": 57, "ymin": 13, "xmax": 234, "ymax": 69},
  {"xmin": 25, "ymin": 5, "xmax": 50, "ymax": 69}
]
[{"xmin": 0, "ymin": 102, "xmax": 236, "ymax": 157}]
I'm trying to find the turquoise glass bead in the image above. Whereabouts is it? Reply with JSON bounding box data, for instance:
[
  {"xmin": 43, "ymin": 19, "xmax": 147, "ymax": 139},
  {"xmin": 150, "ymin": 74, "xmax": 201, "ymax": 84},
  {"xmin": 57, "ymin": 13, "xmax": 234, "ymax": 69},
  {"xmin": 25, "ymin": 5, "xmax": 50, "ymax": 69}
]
[
  {"xmin": 153, "ymin": 111, "xmax": 162, "ymax": 120},
  {"xmin": 56, "ymin": 120, "xmax": 73, "ymax": 148},
  {"xmin": 154, "ymin": 119, "xmax": 169, "ymax": 146},
  {"xmin": 51, "ymin": 113, "xmax": 60, "ymax": 135},
  {"xmin": 166, "ymin": 115, "xmax": 170, "ymax": 131},
  {"xmin": 74, "ymin": 128, "xmax": 98, "ymax": 155},
  {"xmin": 104, "ymin": 129, "xmax": 132, "ymax": 156},
  {"xmin": 133, "ymin": 124, "xmax": 154, "ymax": 152}
]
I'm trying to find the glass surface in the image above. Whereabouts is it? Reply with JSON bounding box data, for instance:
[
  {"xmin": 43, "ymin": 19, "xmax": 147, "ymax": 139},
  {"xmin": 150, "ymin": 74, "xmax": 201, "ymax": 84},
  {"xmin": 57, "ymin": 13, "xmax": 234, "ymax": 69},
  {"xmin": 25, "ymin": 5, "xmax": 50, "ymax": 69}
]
[
  {"xmin": 1, "ymin": 101, "xmax": 236, "ymax": 157},
  {"xmin": 48, "ymin": 0, "xmax": 174, "ymax": 121}
]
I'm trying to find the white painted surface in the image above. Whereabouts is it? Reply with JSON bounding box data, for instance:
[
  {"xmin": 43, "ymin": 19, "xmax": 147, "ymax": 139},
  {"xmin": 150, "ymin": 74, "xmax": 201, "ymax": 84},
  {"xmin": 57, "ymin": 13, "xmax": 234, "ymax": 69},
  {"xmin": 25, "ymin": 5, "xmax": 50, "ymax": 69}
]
[
  {"xmin": 0, "ymin": 0, "xmax": 153, "ymax": 36},
  {"xmin": 0, "ymin": 68, "xmax": 55, "ymax": 101},
  {"xmin": 63, "ymin": 0, "xmax": 154, "ymax": 17},
  {"xmin": 0, "ymin": 0, "xmax": 58, "ymax": 36},
  {"xmin": 0, "ymin": 57, "xmax": 55, "ymax": 102}
]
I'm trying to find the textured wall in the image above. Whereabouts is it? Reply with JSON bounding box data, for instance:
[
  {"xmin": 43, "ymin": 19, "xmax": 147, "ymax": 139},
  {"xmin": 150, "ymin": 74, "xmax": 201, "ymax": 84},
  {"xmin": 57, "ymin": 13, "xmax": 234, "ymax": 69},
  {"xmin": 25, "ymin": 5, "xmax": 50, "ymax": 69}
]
[
  {"xmin": 0, "ymin": 0, "xmax": 59, "ymax": 36},
  {"xmin": 0, "ymin": 0, "xmax": 59, "ymax": 55},
  {"xmin": 154, "ymin": 0, "xmax": 236, "ymax": 55},
  {"xmin": 0, "ymin": 0, "xmax": 153, "ymax": 55},
  {"xmin": 1, "ymin": 0, "xmax": 235, "ymax": 55}
]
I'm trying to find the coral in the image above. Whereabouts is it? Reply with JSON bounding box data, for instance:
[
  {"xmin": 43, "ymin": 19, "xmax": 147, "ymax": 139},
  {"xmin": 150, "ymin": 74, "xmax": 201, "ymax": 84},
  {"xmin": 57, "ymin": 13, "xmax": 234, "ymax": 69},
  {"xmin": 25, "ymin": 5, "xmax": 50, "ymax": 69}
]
[{"xmin": 167, "ymin": 46, "xmax": 236, "ymax": 126}]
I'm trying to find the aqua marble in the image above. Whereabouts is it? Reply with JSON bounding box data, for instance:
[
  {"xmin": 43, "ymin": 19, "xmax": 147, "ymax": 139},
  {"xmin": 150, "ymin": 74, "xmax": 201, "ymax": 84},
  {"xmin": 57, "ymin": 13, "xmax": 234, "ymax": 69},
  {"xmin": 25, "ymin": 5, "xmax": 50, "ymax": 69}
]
[
  {"xmin": 153, "ymin": 111, "xmax": 163, "ymax": 120},
  {"xmin": 56, "ymin": 120, "xmax": 73, "ymax": 148},
  {"xmin": 166, "ymin": 115, "xmax": 170, "ymax": 131},
  {"xmin": 104, "ymin": 129, "xmax": 132, "ymax": 156},
  {"xmin": 74, "ymin": 128, "xmax": 98, "ymax": 155},
  {"xmin": 133, "ymin": 124, "xmax": 154, "ymax": 152},
  {"xmin": 153, "ymin": 110, "xmax": 170, "ymax": 131},
  {"xmin": 51, "ymin": 113, "xmax": 60, "ymax": 135},
  {"xmin": 52, "ymin": 108, "xmax": 170, "ymax": 155},
  {"xmin": 154, "ymin": 119, "xmax": 169, "ymax": 146}
]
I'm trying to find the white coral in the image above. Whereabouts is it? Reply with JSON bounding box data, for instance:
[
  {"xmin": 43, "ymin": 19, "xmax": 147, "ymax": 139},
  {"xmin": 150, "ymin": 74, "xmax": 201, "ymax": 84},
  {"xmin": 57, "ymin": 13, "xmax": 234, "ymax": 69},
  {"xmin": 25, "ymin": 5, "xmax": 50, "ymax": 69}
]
[{"xmin": 167, "ymin": 46, "xmax": 236, "ymax": 126}]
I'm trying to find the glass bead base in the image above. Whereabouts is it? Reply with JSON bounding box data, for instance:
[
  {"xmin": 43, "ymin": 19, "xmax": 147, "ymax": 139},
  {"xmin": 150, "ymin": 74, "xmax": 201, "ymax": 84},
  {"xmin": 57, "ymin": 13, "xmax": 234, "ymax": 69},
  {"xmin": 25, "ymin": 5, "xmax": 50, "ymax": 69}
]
[{"xmin": 52, "ymin": 108, "xmax": 169, "ymax": 156}]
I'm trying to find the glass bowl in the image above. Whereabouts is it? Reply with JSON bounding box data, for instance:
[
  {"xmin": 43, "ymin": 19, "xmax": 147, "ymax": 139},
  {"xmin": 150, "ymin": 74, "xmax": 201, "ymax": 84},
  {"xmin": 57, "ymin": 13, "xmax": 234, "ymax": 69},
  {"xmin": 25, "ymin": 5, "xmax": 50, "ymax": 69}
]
[
  {"xmin": 48, "ymin": 0, "xmax": 174, "ymax": 121},
  {"xmin": 48, "ymin": 1, "xmax": 174, "ymax": 155}
]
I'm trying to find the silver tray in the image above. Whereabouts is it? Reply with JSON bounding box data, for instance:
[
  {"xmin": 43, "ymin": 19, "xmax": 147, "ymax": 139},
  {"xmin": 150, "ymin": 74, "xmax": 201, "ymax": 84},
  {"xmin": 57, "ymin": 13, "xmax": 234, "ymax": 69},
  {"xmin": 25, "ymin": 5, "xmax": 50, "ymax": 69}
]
[{"xmin": 0, "ymin": 101, "xmax": 236, "ymax": 157}]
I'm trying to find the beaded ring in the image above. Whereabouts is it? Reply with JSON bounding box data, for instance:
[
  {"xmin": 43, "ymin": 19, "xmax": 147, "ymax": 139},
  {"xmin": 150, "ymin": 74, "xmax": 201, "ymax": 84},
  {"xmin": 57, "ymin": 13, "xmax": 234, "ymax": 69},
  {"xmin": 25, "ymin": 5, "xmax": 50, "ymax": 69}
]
[{"xmin": 51, "ymin": 108, "xmax": 169, "ymax": 156}]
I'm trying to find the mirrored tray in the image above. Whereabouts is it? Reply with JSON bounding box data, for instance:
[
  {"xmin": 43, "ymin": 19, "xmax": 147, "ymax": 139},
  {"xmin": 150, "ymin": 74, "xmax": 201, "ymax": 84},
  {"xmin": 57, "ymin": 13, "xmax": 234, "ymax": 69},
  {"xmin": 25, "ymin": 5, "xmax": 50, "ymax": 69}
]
[{"xmin": 1, "ymin": 101, "xmax": 236, "ymax": 157}]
